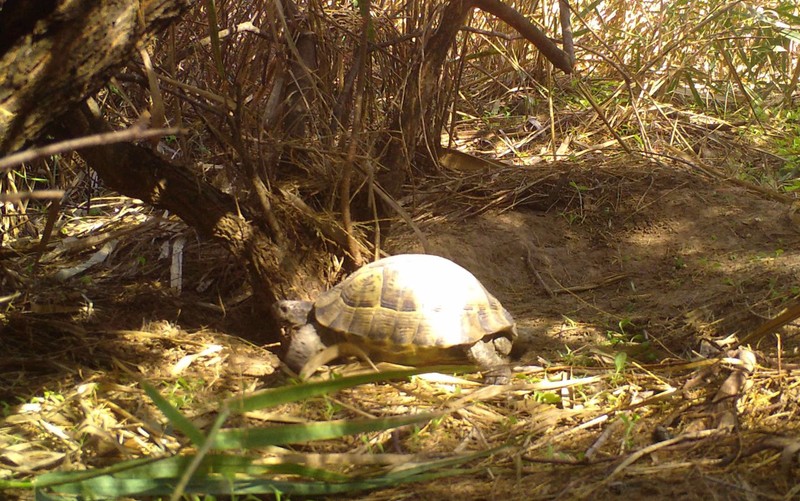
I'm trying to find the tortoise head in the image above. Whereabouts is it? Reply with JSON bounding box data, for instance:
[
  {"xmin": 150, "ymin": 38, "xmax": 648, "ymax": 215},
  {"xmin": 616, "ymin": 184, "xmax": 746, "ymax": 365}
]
[{"xmin": 272, "ymin": 300, "xmax": 315, "ymax": 327}]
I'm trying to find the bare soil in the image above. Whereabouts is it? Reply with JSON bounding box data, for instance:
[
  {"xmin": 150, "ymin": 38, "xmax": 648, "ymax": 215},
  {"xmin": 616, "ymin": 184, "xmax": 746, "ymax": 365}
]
[{"xmin": 393, "ymin": 160, "xmax": 800, "ymax": 357}]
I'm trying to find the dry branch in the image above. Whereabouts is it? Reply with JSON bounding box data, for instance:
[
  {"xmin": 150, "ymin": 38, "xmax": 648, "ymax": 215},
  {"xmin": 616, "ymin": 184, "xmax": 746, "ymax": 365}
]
[
  {"xmin": 475, "ymin": 0, "xmax": 572, "ymax": 72},
  {"xmin": 0, "ymin": 126, "xmax": 182, "ymax": 172},
  {"xmin": 0, "ymin": 0, "xmax": 191, "ymax": 154}
]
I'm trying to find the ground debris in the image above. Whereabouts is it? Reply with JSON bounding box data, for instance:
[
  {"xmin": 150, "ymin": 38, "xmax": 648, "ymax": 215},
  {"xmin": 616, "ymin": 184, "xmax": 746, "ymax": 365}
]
[{"xmin": 2, "ymin": 161, "xmax": 800, "ymax": 499}]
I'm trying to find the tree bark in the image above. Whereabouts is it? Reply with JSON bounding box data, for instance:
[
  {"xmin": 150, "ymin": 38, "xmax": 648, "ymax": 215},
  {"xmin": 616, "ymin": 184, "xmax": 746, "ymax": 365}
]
[{"xmin": 0, "ymin": 0, "xmax": 190, "ymax": 154}]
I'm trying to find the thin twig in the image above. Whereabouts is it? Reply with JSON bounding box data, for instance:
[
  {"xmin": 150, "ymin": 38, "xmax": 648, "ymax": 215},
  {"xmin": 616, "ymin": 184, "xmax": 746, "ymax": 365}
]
[
  {"xmin": 607, "ymin": 429, "xmax": 722, "ymax": 481},
  {"xmin": 0, "ymin": 190, "xmax": 64, "ymax": 203},
  {"xmin": 0, "ymin": 126, "xmax": 183, "ymax": 172}
]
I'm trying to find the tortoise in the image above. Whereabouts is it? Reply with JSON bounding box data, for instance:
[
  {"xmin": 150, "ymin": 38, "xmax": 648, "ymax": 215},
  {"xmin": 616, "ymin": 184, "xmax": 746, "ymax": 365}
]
[{"xmin": 273, "ymin": 254, "xmax": 517, "ymax": 384}]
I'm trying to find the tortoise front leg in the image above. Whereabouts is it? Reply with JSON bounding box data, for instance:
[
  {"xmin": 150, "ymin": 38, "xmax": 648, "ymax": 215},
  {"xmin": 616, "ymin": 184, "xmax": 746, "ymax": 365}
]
[
  {"xmin": 282, "ymin": 324, "xmax": 327, "ymax": 373},
  {"xmin": 466, "ymin": 337, "xmax": 512, "ymax": 385}
]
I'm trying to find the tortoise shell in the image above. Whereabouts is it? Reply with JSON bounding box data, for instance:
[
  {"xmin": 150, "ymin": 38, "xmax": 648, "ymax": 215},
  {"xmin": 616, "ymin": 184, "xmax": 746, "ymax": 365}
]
[{"xmin": 311, "ymin": 254, "xmax": 516, "ymax": 359}]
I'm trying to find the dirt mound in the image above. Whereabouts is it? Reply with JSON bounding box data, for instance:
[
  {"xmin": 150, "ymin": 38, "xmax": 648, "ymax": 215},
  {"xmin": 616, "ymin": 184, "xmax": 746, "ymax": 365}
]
[{"xmin": 390, "ymin": 162, "xmax": 800, "ymax": 360}]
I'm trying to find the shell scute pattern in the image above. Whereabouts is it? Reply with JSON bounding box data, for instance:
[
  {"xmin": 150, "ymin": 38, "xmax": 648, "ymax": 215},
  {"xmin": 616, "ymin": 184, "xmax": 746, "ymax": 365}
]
[{"xmin": 313, "ymin": 254, "xmax": 515, "ymax": 353}]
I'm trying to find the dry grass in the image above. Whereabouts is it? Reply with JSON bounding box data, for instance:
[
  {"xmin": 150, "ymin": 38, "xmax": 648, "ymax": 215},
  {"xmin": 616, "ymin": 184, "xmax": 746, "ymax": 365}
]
[{"xmin": 3, "ymin": 157, "xmax": 800, "ymax": 498}]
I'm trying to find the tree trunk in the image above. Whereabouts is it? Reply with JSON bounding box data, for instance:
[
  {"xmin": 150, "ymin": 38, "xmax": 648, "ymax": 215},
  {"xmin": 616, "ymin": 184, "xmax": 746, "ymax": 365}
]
[{"xmin": 0, "ymin": 0, "xmax": 190, "ymax": 154}]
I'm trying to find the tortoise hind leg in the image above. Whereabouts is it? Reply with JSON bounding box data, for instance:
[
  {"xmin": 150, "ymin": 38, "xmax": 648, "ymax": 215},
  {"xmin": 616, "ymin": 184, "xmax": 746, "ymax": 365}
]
[{"xmin": 466, "ymin": 337, "xmax": 512, "ymax": 384}]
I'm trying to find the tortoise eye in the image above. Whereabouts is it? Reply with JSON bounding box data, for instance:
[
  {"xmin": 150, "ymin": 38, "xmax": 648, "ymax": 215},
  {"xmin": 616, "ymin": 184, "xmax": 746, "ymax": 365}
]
[{"xmin": 275, "ymin": 302, "xmax": 295, "ymax": 318}]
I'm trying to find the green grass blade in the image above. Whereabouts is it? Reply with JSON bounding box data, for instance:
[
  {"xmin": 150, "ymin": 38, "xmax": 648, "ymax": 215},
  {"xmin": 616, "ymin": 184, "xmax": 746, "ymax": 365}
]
[
  {"xmin": 35, "ymin": 448, "xmax": 492, "ymax": 499},
  {"xmin": 212, "ymin": 412, "xmax": 439, "ymax": 449},
  {"xmin": 35, "ymin": 453, "xmax": 347, "ymax": 485},
  {"xmin": 33, "ymin": 457, "xmax": 163, "ymax": 488},
  {"xmin": 33, "ymin": 368, "xmax": 473, "ymax": 499},
  {"xmin": 40, "ymin": 472, "xmax": 473, "ymax": 499},
  {"xmin": 225, "ymin": 365, "xmax": 473, "ymax": 414},
  {"xmin": 141, "ymin": 381, "xmax": 205, "ymax": 446},
  {"xmin": 34, "ymin": 454, "xmax": 351, "ymax": 498}
]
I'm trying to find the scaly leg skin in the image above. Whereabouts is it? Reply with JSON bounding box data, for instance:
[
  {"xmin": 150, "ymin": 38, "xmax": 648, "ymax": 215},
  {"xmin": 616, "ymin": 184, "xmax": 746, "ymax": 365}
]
[
  {"xmin": 282, "ymin": 324, "xmax": 327, "ymax": 373},
  {"xmin": 467, "ymin": 338, "xmax": 512, "ymax": 385}
]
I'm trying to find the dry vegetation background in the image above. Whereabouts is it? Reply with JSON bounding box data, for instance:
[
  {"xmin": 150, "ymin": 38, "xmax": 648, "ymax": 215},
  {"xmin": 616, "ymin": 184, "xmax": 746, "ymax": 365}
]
[{"xmin": 2, "ymin": 0, "xmax": 800, "ymax": 499}]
